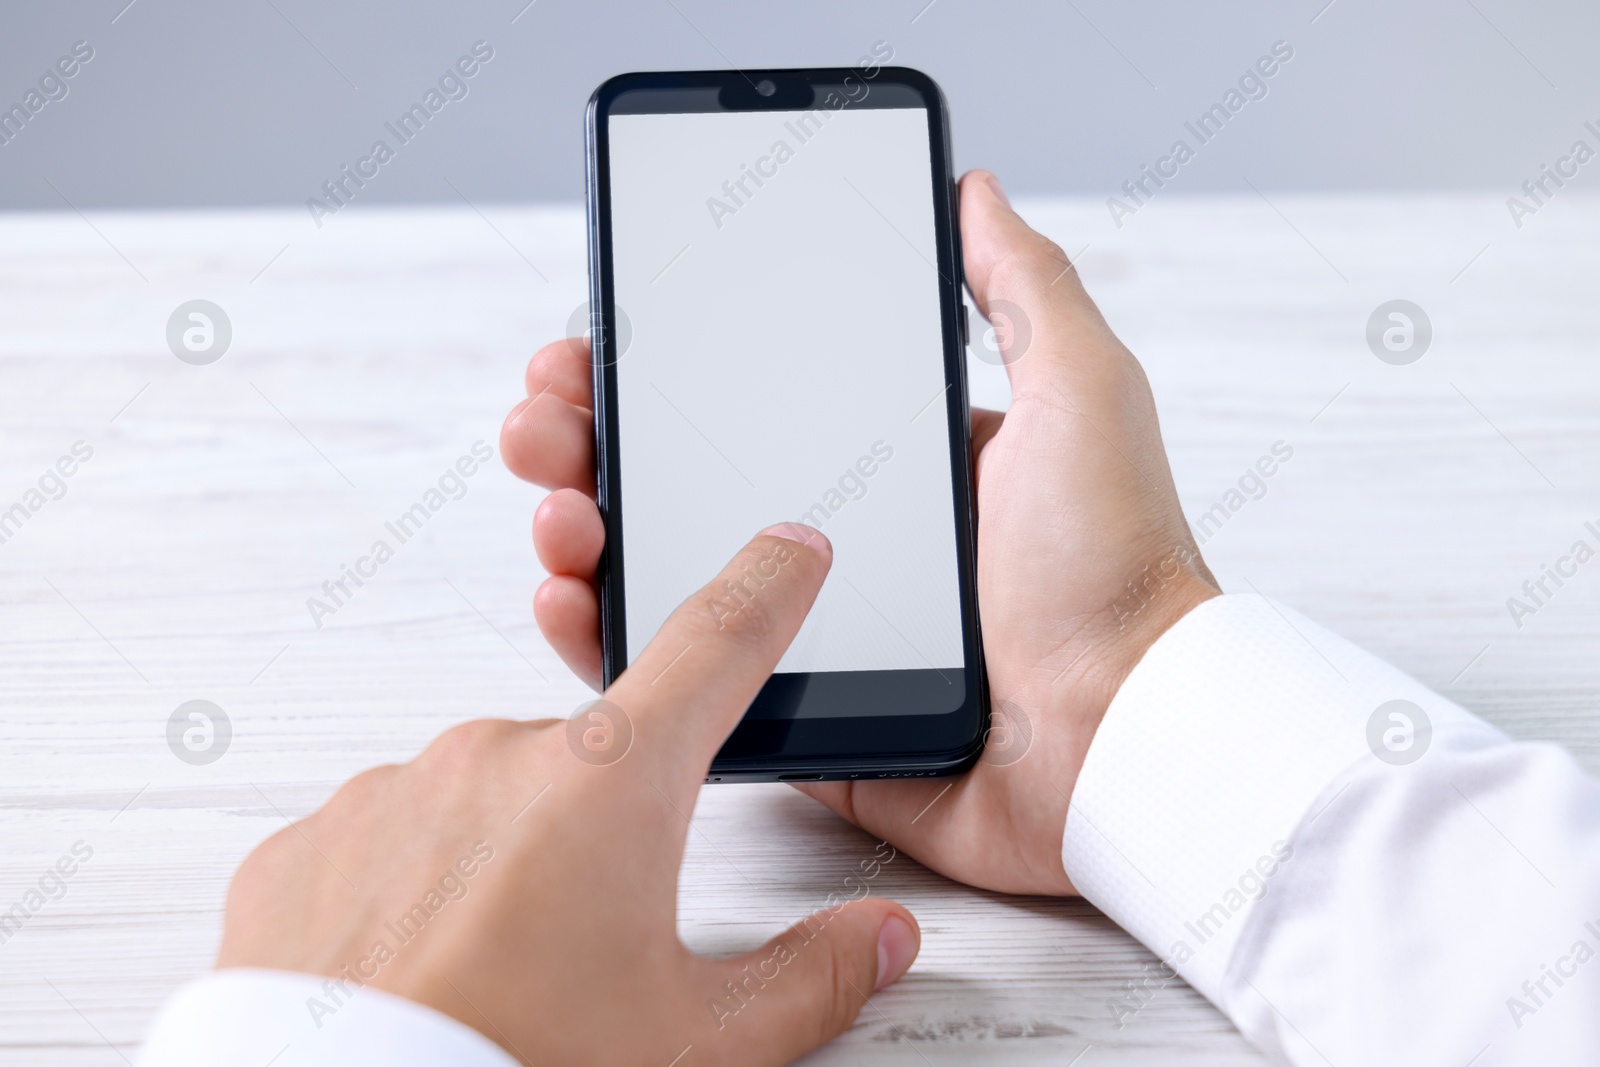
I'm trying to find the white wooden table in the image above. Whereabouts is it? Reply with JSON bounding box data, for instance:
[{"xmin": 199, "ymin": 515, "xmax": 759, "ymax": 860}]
[{"xmin": 2, "ymin": 191, "xmax": 1597, "ymax": 1066}]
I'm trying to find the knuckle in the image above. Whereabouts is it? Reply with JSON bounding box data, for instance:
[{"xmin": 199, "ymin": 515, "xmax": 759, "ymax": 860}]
[
  {"xmin": 987, "ymin": 249, "xmax": 1046, "ymax": 302},
  {"xmin": 520, "ymin": 716, "xmax": 564, "ymax": 732},
  {"xmin": 986, "ymin": 233, "xmax": 1074, "ymax": 304},
  {"xmin": 238, "ymin": 825, "xmax": 295, "ymax": 878},
  {"xmin": 330, "ymin": 762, "xmax": 399, "ymax": 807},
  {"xmin": 424, "ymin": 718, "xmax": 523, "ymax": 765},
  {"xmin": 229, "ymin": 822, "xmax": 308, "ymax": 907},
  {"xmin": 1034, "ymin": 236, "xmax": 1070, "ymax": 268},
  {"xmin": 1120, "ymin": 350, "xmax": 1153, "ymax": 396}
]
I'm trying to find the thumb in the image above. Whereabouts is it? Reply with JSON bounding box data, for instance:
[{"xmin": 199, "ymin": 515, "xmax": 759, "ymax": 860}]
[
  {"xmin": 700, "ymin": 899, "xmax": 919, "ymax": 1064},
  {"xmin": 959, "ymin": 169, "xmax": 1124, "ymax": 396}
]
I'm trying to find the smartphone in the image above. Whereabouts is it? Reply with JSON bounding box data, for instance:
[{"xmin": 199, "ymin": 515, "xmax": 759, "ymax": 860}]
[{"xmin": 584, "ymin": 64, "xmax": 986, "ymax": 782}]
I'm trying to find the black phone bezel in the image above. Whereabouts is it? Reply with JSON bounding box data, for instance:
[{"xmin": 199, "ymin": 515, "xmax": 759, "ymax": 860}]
[{"xmin": 584, "ymin": 66, "xmax": 988, "ymax": 783}]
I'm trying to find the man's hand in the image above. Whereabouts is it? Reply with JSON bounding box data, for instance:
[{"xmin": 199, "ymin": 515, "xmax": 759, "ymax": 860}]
[
  {"xmin": 217, "ymin": 527, "xmax": 920, "ymax": 1066},
  {"xmin": 500, "ymin": 171, "xmax": 1219, "ymax": 896}
]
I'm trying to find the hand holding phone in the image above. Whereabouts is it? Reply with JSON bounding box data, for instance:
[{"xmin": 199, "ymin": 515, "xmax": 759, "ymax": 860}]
[
  {"xmin": 506, "ymin": 172, "xmax": 1218, "ymax": 894},
  {"xmin": 582, "ymin": 67, "xmax": 989, "ymax": 781}
]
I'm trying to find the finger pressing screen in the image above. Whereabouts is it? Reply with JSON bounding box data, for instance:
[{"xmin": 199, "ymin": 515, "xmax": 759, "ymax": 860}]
[{"xmin": 604, "ymin": 523, "xmax": 831, "ymax": 791}]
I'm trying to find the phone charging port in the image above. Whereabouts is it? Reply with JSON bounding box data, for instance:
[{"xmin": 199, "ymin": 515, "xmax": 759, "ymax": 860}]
[{"xmin": 777, "ymin": 773, "xmax": 824, "ymax": 781}]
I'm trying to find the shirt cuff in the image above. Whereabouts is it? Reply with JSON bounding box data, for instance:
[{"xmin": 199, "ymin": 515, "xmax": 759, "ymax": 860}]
[
  {"xmin": 138, "ymin": 968, "xmax": 518, "ymax": 1067},
  {"xmin": 1061, "ymin": 593, "xmax": 1484, "ymax": 1007}
]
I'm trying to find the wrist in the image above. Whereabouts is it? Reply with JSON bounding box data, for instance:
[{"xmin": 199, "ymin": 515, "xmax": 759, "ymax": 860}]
[
  {"xmin": 1071, "ymin": 554, "xmax": 1220, "ymax": 784},
  {"xmin": 1101, "ymin": 565, "xmax": 1220, "ymax": 708},
  {"xmin": 1015, "ymin": 558, "xmax": 1215, "ymax": 897}
]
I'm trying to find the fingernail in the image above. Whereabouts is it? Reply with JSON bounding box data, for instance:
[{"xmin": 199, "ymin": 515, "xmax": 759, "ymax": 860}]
[
  {"xmin": 760, "ymin": 522, "xmax": 828, "ymax": 552},
  {"xmin": 985, "ymin": 173, "xmax": 1011, "ymax": 209},
  {"xmin": 874, "ymin": 914, "xmax": 918, "ymax": 991}
]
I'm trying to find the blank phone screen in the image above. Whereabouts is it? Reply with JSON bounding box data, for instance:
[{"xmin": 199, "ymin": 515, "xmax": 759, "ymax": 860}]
[{"xmin": 605, "ymin": 100, "xmax": 965, "ymax": 683}]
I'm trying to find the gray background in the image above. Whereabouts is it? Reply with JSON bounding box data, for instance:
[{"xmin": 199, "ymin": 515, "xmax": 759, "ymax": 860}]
[{"xmin": 1, "ymin": 0, "xmax": 1595, "ymax": 211}]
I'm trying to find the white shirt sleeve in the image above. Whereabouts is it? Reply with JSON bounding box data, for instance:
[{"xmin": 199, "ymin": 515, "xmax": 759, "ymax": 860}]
[
  {"xmin": 1064, "ymin": 593, "xmax": 1600, "ymax": 1066},
  {"xmin": 137, "ymin": 968, "xmax": 518, "ymax": 1067}
]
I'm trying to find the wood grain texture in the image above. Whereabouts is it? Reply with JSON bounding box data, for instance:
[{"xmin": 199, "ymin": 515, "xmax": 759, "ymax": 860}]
[{"xmin": 0, "ymin": 192, "xmax": 1596, "ymax": 1065}]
